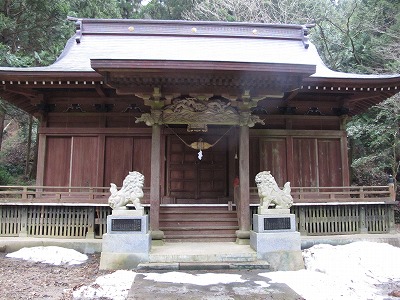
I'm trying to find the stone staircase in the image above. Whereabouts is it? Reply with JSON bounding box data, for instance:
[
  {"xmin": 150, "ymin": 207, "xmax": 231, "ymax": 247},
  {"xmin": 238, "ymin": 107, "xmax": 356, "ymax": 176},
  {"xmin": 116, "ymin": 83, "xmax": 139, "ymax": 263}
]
[
  {"xmin": 137, "ymin": 242, "xmax": 270, "ymax": 271},
  {"xmin": 159, "ymin": 205, "xmax": 239, "ymax": 242}
]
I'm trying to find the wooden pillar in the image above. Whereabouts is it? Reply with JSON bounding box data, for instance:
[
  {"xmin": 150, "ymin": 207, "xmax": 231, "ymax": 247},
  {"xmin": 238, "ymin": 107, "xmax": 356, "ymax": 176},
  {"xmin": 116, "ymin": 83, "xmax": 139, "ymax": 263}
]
[
  {"xmin": 35, "ymin": 133, "xmax": 46, "ymax": 186},
  {"xmin": 150, "ymin": 124, "xmax": 164, "ymax": 241},
  {"xmin": 340, "ymin": 131, "xmax": 350, "ymax": 186},
  {"xmin": 237, "ymin": 125, "xmax": 251, "ymax": 242}
]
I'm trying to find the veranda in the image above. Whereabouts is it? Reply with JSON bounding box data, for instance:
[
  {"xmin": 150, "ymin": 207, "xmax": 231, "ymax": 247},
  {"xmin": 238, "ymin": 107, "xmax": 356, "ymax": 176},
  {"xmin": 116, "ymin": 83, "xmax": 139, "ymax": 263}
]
[{"xmin": 0, "ymin": 183, "xmax": 396, "ymax": 239}]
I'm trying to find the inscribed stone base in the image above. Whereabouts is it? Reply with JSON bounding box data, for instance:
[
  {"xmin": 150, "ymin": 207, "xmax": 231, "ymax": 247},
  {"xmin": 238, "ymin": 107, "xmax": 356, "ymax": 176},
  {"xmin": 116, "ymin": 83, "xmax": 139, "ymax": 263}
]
[
  {"xmin": 250, "ymin": 231, "xmax": 304, "ymax": 271},
  {"xmin": 99, "ymin": 252, "xmax": 149, "ymax": 270}
]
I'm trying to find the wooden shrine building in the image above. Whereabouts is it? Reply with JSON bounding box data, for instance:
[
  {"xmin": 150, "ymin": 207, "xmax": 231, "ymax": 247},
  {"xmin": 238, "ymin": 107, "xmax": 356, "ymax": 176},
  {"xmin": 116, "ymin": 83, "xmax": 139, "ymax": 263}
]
[{"xmin": 0, "ymin": 19, "xmax": 398, "ymax": 242}]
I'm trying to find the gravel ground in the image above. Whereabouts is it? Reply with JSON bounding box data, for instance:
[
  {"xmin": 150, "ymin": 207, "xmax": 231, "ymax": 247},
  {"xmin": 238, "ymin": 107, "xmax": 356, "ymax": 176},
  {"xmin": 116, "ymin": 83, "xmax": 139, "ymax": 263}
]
[{"xmin": 0, "ymin": 252, "xmax": 111, "ymax": 300}]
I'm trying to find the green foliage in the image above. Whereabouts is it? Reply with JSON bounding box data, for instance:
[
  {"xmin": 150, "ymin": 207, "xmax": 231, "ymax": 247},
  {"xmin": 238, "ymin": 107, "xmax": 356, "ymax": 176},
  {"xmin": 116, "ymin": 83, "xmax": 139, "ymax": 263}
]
[
  {"xmin": 310, "ymin": 0, "xmax": 400, "ymax": 73},
  {"xmin": 138, "ymin": 0, "xmax": 195, "ymax": 20},
  {"xmin": 0, "ymin": 0, "xmax": 72, "ymax": 66},
  {"xmin": 0, "ymin": 131, "xmax": 27, "ymax": 176},
  {"xmin": 0, "ymin": 165, "xmax": 13, "ymax": 185},
  {"xmin": 347, "ymin": 96, "xmax": 400, "ymax": 185},
  {"xmin": 68, "ymin": 0, "xmax": 122, "ymax": 19},
  {"xmin": 119, "ymin": 0, "xmax": 143, "ymax": 19}
]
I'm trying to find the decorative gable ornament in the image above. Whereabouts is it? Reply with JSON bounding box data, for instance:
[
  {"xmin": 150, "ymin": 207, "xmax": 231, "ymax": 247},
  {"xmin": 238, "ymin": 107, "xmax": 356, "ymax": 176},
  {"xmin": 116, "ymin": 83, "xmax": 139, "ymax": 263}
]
[{"xmin": 135, "ymin": 97, "xmax": 265, "ymax": 130}]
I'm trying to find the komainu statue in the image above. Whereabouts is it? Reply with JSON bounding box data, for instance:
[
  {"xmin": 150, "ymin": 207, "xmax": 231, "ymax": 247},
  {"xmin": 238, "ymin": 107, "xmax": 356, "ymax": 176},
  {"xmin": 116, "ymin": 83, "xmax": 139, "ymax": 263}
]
[
  {"xmin": 108, "ymin": 171, "xmax": 145, "ymax": 211},
  {"xmin": 255, "ymin": 171, "xmax": 293, "ymax": 213}
]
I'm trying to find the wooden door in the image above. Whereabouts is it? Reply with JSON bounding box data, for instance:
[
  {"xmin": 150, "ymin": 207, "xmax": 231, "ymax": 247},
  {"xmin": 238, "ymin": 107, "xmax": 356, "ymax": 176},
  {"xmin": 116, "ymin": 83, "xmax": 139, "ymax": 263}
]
[{"xmin": 167, "ymin": 135, "xmax": 228, "ymax": 201}]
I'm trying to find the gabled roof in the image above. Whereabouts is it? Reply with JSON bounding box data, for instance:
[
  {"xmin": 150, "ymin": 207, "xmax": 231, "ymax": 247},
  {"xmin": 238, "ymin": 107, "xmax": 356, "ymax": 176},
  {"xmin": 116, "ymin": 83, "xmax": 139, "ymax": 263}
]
[
  {"xmin": 0, "ymin": 18, "xmax": 399, "ymax": 116},
  {"xmin": 1, "ymin": 19, "xmax": 315, "ymax": 73}
]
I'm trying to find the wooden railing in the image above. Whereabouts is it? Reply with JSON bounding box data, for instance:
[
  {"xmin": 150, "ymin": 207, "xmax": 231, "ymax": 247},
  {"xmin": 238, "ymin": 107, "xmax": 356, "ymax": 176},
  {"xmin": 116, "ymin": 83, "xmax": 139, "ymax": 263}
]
[
  {"xmin": 0, "ymin": 186, "xmax": 150, "ymax": 205},
  {"xmin": 0, "ymin": 184, "xmax": 396, "ymax": 238},
  {"xmin": 248, "ymin": 185, "xmax": 396, "ymax": 205}
]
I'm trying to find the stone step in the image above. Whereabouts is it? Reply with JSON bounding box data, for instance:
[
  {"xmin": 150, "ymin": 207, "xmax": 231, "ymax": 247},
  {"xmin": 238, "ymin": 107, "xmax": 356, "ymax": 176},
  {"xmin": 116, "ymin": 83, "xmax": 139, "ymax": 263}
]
[
  {"xmin": 137, "ymin": 261, "xmax": 270, "ymax": 271},
  {"xmin": 149, "ymin": 251, "xmax": 257, "ymax": 263}
]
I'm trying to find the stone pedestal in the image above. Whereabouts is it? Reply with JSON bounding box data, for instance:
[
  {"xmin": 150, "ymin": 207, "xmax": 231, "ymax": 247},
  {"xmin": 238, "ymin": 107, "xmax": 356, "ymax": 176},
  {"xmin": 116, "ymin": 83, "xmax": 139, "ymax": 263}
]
[
  {"xmin": 100, "ymin": 213, "xmax": 150, "ymax": 270},
  {"xmin": 250, "ymin": 213, "xmax": 304, "ymax": 271}
]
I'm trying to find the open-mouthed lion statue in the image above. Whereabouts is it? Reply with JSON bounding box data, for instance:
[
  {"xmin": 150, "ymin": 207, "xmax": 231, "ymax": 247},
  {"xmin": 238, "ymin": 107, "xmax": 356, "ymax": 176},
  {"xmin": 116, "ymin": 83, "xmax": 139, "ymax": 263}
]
[
  {"xmin": 255, "ymin": 171, "xmax": 293, "ymax": 213},
  {"xmin": 108, "ymin": 171, "xmax": 144, "ymax": 211}
]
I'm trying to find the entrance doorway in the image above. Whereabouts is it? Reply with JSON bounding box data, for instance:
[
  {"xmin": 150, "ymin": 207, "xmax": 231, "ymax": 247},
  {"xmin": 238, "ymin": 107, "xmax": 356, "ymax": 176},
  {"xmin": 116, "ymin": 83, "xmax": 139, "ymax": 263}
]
[{"xmin": 166, "ymin": 134, "xmax": 229, "ymax": 203}]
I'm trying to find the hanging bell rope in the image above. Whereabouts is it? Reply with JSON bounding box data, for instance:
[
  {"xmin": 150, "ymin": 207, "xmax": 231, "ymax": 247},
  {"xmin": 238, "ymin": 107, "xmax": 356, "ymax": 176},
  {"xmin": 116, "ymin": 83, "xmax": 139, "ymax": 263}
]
[{"xmin": 165, "ymin": 124, "xmax": 234, "ymax": 160}]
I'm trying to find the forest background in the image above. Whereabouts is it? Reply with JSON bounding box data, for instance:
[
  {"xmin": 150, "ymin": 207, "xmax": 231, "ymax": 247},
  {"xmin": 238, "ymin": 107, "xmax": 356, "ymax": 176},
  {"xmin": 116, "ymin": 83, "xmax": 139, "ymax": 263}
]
[{"xmin": 0, "ymin": 0, "xmax": 398, "ymax": 196}]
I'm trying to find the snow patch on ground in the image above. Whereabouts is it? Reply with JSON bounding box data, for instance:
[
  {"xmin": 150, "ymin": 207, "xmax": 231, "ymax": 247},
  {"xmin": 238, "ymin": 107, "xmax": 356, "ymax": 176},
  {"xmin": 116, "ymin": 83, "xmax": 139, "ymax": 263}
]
[
  {"xmin": 72, "ymin": 270, "xmax": 137, "ymax": 300},
  {"xmin": 142, "ymin": 271, "xmax": 247, "ymax": 286},
  {"xmin": 6, "ymin": 246, "xmax": 87, "ymax": 265},
  {"xmin": 261, "ymin": 241, "xmax": 400, "ymax": 300},
  {"xmin": 6, "ymin": 241, "xmax": 400, "ymax": 300}
]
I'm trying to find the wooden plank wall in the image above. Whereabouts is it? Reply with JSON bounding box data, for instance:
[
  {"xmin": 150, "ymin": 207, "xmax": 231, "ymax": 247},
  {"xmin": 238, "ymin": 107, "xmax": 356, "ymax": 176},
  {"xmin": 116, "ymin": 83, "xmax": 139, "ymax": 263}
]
[
  {"xmin": 44, "ymin": 137, "xmax": 71, "ymax": 187},
  {"xmin": 42, "ymin": 133, "xmax": 152, "ymax": 189},
  {"xmin": 252, "ymin": 130, "xmax": 347, "ymax": 188}
]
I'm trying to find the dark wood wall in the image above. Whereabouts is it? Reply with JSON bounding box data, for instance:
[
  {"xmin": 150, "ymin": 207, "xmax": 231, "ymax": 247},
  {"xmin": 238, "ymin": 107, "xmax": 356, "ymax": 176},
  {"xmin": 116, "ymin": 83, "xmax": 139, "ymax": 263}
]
[
  {"xmin": 250, "ymin": 130, "xmax": 349, "ymax": 187},
  {"xmin": 39, "ymin": 129, "xmax": 152, "ymax": 188},
  {"xmin": 37, "ymin": 115, "xmax": 349, "ymax": 194}
]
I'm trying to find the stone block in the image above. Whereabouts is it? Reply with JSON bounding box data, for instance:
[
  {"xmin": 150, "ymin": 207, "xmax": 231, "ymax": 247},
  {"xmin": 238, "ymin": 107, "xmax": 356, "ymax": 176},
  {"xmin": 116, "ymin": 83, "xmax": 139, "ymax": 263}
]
[
  {"xmin": 99, "ymin": 252, "xmax": 149, "ymax": 270},
  {"xmin": 262, "ymin": 250, "xmax": 304, "ymax": 271},
  {"xmin": 250, "ymin": 231, "xmax": 301, "ymax": 252},
  {"xmin": 250, "ymin": 230, "xmax": 304, "ymax": 271},
  {"xmin": 102, "ymin": 233, "xmax": 151, "ymax": 253},
  {"xmin": 253, "ymin": 214, "xmax": 296, "ymax": 233}
]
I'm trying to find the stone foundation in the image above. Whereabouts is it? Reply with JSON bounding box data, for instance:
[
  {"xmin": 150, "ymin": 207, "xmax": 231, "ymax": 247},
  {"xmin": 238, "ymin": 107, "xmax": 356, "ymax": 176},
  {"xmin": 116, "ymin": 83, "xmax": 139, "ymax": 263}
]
[{"xmin": 250, "ymin": 213, "xmax": 304, "ymax": 271}]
